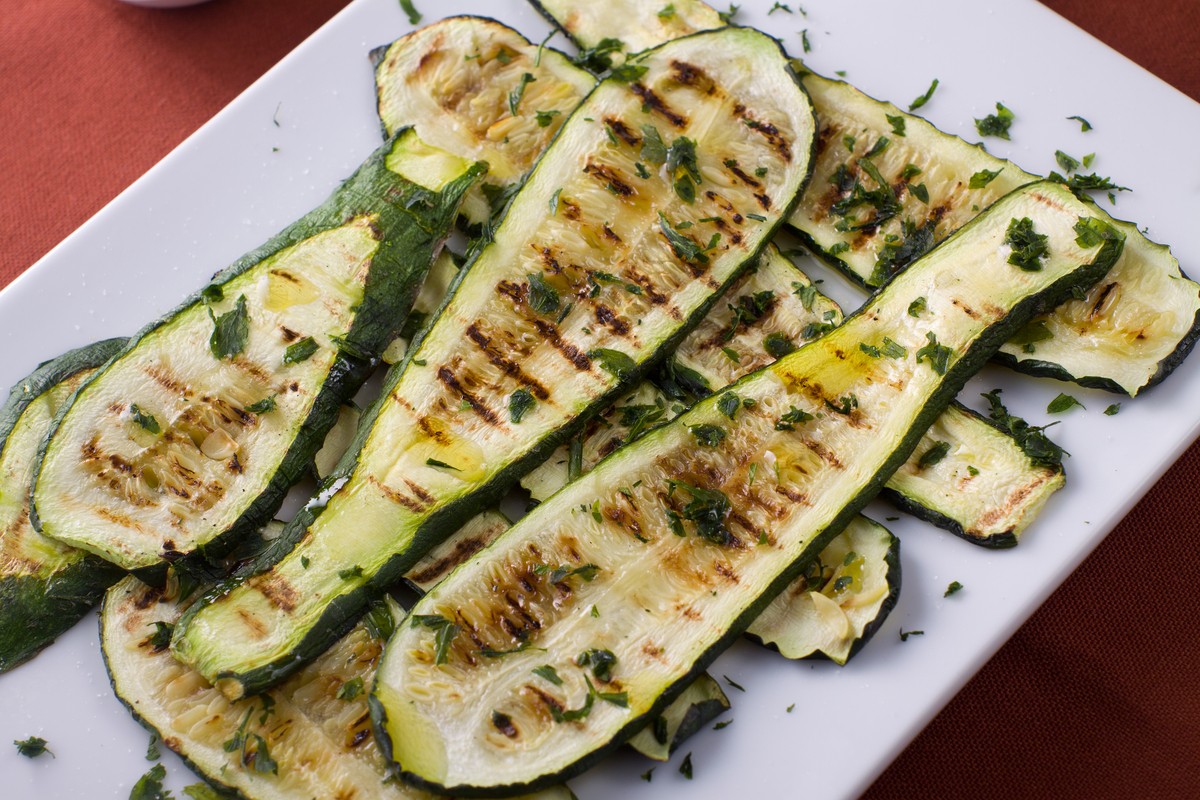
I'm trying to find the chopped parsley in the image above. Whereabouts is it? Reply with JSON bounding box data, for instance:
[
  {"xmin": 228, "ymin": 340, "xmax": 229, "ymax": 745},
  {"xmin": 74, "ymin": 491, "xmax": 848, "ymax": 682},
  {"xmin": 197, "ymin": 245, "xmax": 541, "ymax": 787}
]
[
  {"xmin": 1067, "ymin": 115, "xmax": 1093, "ymax": 132},
  {"xmin": 183, "ymin": 784, "xmax": 228, "ymax": 800},
  {"xmin": 129, "ymin": 764, "xmax": 170, "ymax": 800},
  {"xmin": 532, "ymin": 664, "xmax": 563, "ymax": 686},
  {"xmin": 917, "ymin": 440, "xmax": 951, "ymax": 469},
  {"xmin": 908, "ymin": 78, "xmax": 939, "ymax": 111},
  {"xmin": 665, "ymin": 136, "xmax": 702, "ymax": 203},
  {"xmin": 208, "ymin": 294, "xmax": 250, "ymax": 360},
  {"xmin": 717, "ymin": 392, "xmax": 741, "ymax": 420},
  {"xmin": 535, "ymin": 109, "xmax": 561, "ymax": 128},
  {"xmin": 1104, "ymin": 403, "xmax": 1121, "ymax": 416},
  {"xmin": 642, "ymin": 768, "xmax": 655, "ymax": 782},
  {"xmin": 1073, "ymin": 217, "xmax": 1117, "ymax": 248},
  {"xmin": 609, "ymin": 62, "xmax": 649, "ymax": 84},
  {"xmin": 1004, "ymin": 217, "xmax": 1049, "ymax": 272},
  {"xmin": 363, "ymin": 603, "xmax": 396, "ymax": 641},
  {"xmin": 871, "ymin": 219, "xmax": 936, "ymax": 285},
  {"xmin": 425, "ymin": 458, "xmax": 459, "ymax": 471},
  {"xmin": 245, "ymin": 395, "xmax": 276, "ymax": 414},
  {"xmin": 679, "ymin": 752, "xmax": 694, "ymax": 779},
  {"xmin": 725, "ymin": 290, "xmax": 775, "ymax": 340},
  {"xmin": 907, "ymin": 296, "xmax": 927, "ymax": 317},
  {"xmin": 337, "ymin": 677, "xmax": 364, "ymax": 701},
  {"xmin": 975, "ymin": 102, "xmax": 1015, "ymax": 140},
  {"xmin": 337, "ymin": 565, "xmax": 364, "ymax": 581},
  {"xmin": 145, "ymin": 620, "xmax": 174, "ymax": 652},
  {"xmin": 764, "ymin": 332, "xmax": 797, "ymax": 358},
  {"xmin": 717, "ymin": 3, "xmax": 740, "ymax": 23},
  {"xmin": 1055, "ymin": 149, "xmax": 1080, "ymax": 173},
  {"xmin": 658, "ymin": 212, "xmax": 718, "ymax": 263},
  {"xmin": 13, "ymin": 736, "xmax": 51, "ymax": 759},
  {"xmin": 658, "ymin": 3, "xmax": 676, "ymax": 18},
  {"xmin": 915, "ymin": 331, "xmax": 952, "ymax": 375},
  {"xmin": 969, "ymin": 168, "xmax": 1003, "ymax": 189},
  {"xmin": 641, "ymin": 124, "xmax": 667, "ymax": 164},
  {"xmin": 714, "ymin": 719, "xmax": 733, "ymax": 730},
  {"xmin": 768, "ymin": 1, "xmax": 792, "ymax": 12},
  {"xmin": 899, "ymin": 628, "xmax": 924, "ymax": 642},
  {"xmin": 535, "ymin": 563, "xmax": 601, "ymax": 584},
  {"xmin": 909, "ymin": 182, "xmax": 929, "ymax": 204},
  {"xmin": 130, "ymin": 403, "xmax": 161, "ymax": 434},
  {"xmin": 398, "ymin": 0, "xmax": 422, "ymax": 25},
  {"xmin": 573, "ymin": 37, "xmax": 624, "ymax": 73},
  {"xmin": 792, "ymin": 280, "xmax": 820, "ymax": 311},
  {"xmin": 775, "ymin": 406, "xmax": 814, "ymax": 431},
  {"xmin": 981, "ymin": 389, "xmax": 1065, "ymax": 468},
  {"xmin": 410, "ymin": 614, "xmax": 459, "ymax": 666},
  {"xmin": 1047, "ymin": 393, "xmax": 1085, "ymax": 414},
  {"xmin": 723, "ymin": 674, "xmax": 745, "ymax": 692},
  {"xmin": 826, "ymin": 394, "xmax": 858, "ymax": 415},
  {"xmin": 944, "ymin": 581, "xmax": 964, "ymax": 597},
  {"xmin": 508, "ymin": 72, "xmax": 536, "ymax": 117},
  {"xmin": 887, "ymin": 114, "xmax": 907, "ymax": 136},
  {"xmin": 576, "ymin": 648, "xmax": 617, "ymax": 681},
  {"xmin": 668, "ymin": 481, "xmax": 733, "ymax": 545},
  {"xmin": 146, "ymin": 733, "xmax": 160, "ymax": 761},
  {"xmin": 1010, "ymin": 319, "xmax": 1054, "ymax": 353},
  {"xmin": 588, "ymin": 347, "xmax": 637, "ymax": 380},
  {"xmin": 689, "ymin": 424, "xmax": 727, "ymax": 447},
  {"xmin": 527, "ymin": 271, "xmax": 560, "ymax": 316},
  {"xmin": 282, "ymin": 336, "xmax": 319, "ymax": 364},
  {"xmin": 509, "ymin": 388, "xmax": 536, "ymax": 424},
  {"xmin": 800, "ymin": 29, "xmax": 811, "ymax": 53}
]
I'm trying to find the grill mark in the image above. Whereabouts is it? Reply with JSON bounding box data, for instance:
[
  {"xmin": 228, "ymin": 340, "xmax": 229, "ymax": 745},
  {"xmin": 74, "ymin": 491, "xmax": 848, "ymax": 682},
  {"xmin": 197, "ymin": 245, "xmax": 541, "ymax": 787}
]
[
  {"xmin": 704, "ymin": 190, "xmax": 744, "ymax": 225},
  {"xmin": 367, "ymin": 475, "xmax": 426, "ymax": 513},
  {"xmin": 774, "ymin": 485, "xmax": 809, "ymax": 504},
  {"xmin": 349, "ymin": 728, "xmax": 370, "ymax": 748},
  {"xmin": 492, "ymin": 711, "xmax": 519, "ymax": 739},
  {"xmin": 496, "ymin": 280, "xmax": 525, "ymax": 304},
  {"xmin": 253, "ymin": 574, "xmax": 299, "ymax": 613},
  {"xmin": 803, "ymin": 439, "xmax": 845, "ymax": 470},
  {"xmin": 642, "ymin": 641, "xmax": 667, "ymax": 664},
  {"xmin": 229, "ymin": 357, "xmax": 274, "ymax": 386},
  {"xmin": 145, "ymin": 364, "xmax": 189, "ymax": 397},
  {"xmin": 537, "ymin": 246, "xmax": 563, "ymax": 275},
  {"xmin": 742, "ymin": 116, "xmax": 793, "ymax": 162},
  {"xmin": 714, "ymin": 561, "xmax": 740, "ymax": 583},
  {"xmin": 465, "ymin": 323, "xmax": 551, "ymax": 400},
  {"xmin": 228, "ymin": 453, "xmax": 244, "ymax": 474},
  {"xmin": 1090, "ymin": 282, "xmax": 1118, "ymax": 318},
  {"xmin": 279, "ymin": 326, "xmax": 302, "ymax": 343},
  {"xmin": 724, "ymin": 160, "xmax": 763, "ymax": 188},
  {"xmin": 601, "ymin": 224, "xmax": 622, "ymax": 243},
  {"xmin": 973, "ymin": 471, "xmax": 1054, "ymax": 530},
  {"xmin": 584, "ymin": 162, "xmax": 635, "ymax": 197},
  {"xmin": 237, "ymin": 608, "xmax": 268, "ymax": 638},
  {"xmin": 700, "ymin": 294, "xmax": 780, "ymax": 348},
  {"xmin": 594, "ymin": 305, "xmax": 630, "ymax": 336},
  {"xmin": 95, "ymin": 506, "xmax": 147, "ymax": 532},
  {"xmin": 604, "ymin": 116, "xmax": 639, "ymax": 145},
  {"xmin": 269, "ymin": 269, "xmax": 302, "ymax": 285},
  {"xmin": 532, "ymin": 319, "xmax": 592, "ymax": 371},
  {"xmin": 404, "ymin": 479, "xmax": 436, "ymax": 506},
  {"xmin": 406, "ymin": 535, "xmax": 487, "ymax": 585},
  {"xmin": 436, "ymin": 366, "xmax": 500, "ymax": 426},
  {"xmin": 631, "ymin": 83, "xmax": 688, "ymax": 128},
  {"xmin": 527, "ymin": 685, "xmax": 565, "ymax": 715},
  {"xmin": 951, "ymin": 296, "xmax": 982, "ymax": 320},
  {"xmin": 624, "ymin": 267, "xmax": 670, "ymax": 306},
  {"xmin": 669, "ymin": 60, "xmax": 717, "ymax": 94},
  {"xmin": 754, "ymin": 192, "xmax": 772, "ymax": 210},
  {"xmin": 560, "ymin": 199, "xmax": 582, "ymax": 221},
  {"xmin": 417, "ymin": 416, "xmax": 451, "ymax": 445}
]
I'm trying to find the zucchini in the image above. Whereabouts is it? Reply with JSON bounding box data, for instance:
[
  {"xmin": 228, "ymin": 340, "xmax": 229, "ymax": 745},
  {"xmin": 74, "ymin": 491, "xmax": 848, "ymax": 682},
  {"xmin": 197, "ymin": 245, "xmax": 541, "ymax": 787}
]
[
  {"xmin": 371, "ymin": 181, "xmax": 1123, "ymax": 795},
  {"xmin": 375, "ymin": 16, "xmax": 1062, "ymax": 546},
  {"xmin": 404, "ymin": 510, "xmax": 513, "ymax": 593},
  {"xmin": 32, "ymin": 130, "xmax": 485, "ymax": 573},
  {"xmin": 624, "ymin": 673, "xmax": 729, "ymax": 761},
  {"xmin": 530, "ymin": 0, "xmax": 722, "ymax": 58},
  {"xmin": 171, "ymin": 25, "xmax": 819, "ymax": 699},
  {"xmin": 101, "ymin": 575, "xmax": 572, "ymax": 800},
  {"xmin": 534, "ymin": 0, "xmax": 1200, "ymax": 396},
  {"xmin": 373, "ymin": 16, "xmax": 596, "ymax": 226},
  {"xmin": 0, "ymin": 339, "xmax": 127, "ymax": 672},
  {"xmin": 748, "ymin": 516, "xmax": 899, "ymax": 663},
  {"xmin": 525, "ymin": 245, "xmax": 1063, "ymax": 545}
]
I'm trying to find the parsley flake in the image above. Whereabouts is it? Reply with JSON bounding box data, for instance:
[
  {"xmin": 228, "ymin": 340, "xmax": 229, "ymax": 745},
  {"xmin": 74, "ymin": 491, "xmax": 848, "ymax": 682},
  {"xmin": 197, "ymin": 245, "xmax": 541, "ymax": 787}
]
[
  {"xmin": 1047, "ymin": 393, "xmax": 1085, "ymax": 414},
  {"xmin": 209, "ymin": 294, "xmax": 250, "ymax": 360},
  {"xmin": 944, "ymin": 581, "xmax": 964, "ymax": 597},
  {"xmin": 909, "ymin": 78, "xmax": 939, "ymax": 110},
  {"xmin": 975, "ymin": 102, "xmax": 1015, "ymax": 140}
]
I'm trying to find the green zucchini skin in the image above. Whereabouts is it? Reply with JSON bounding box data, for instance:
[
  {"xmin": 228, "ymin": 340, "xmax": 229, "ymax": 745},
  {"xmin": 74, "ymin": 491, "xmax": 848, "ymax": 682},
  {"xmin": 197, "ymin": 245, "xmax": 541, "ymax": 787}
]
[
  {"xmin": 31, "ymin": 131, "xmax": 485, "ymax": 575},
  {"xmin": 0, "ymin": 338, "xmax": 127, "ymax": 672},
  {"xmin": 371, "ymin": 182, "xmax": 1124, "ymax": 796},
  {"xmin": 625, "ymin": 673, "xmax": 729, "ymax": 761},
  {"xmin": 172, "ymin": 25, "xmax": 819, "ymax": 700}
]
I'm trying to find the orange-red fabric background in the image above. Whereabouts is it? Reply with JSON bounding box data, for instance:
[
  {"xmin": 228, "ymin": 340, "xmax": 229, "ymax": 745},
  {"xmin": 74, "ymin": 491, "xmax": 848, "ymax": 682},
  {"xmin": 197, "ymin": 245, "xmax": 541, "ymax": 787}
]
[{"xmin": 2, "ymin": 1, "xmax": 1198, "ymax": 796}]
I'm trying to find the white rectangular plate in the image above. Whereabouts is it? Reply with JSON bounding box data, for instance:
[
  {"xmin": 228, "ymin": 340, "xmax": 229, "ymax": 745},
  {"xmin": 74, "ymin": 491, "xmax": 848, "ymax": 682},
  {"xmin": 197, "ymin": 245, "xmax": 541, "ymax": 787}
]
[{"xmin": 4, "ymin": 1, "xmax": 1199, "ymax": 798}]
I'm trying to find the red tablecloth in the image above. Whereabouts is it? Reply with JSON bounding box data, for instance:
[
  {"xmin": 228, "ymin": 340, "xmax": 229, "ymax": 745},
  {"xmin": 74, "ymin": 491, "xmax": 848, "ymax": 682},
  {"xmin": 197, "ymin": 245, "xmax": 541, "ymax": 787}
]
[{"xmin": 2, "ymin": 1, "xmax": 1198, "ymax": 796}]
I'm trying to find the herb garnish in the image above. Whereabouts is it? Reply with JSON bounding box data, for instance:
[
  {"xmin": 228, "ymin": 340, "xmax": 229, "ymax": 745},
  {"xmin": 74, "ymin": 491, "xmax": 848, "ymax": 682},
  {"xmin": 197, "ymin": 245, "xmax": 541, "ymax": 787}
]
[
  {"xmin": 800, "ymin": 29, "xmax": 811, "ymax": 53},
  {"xmin": 337, "ymin": 677, "xmax": 364, "ymax": 700},
  {"xmin": 241, "ymin": 394, "xmax": 277, "ymax": 415},
  {"xmin": 183, "ymin": 784, "xmax": 227, "ymax": 800},
  {"xmin": 1004, "ymin": 217, "xmax": 1049, "ymax": 271},
  {"xmin": 1055, "ymin": 150, "xmax": 1080, "ymax": 173},
  {"xmin": 1010, "ymin": 319, "xmax": 1053, "ymax": 353},
  {"xmin": 717, "ymin": 3, "xmax": 740, "ymax": 23},
  {"xmin": 130, "ymin": 403, "xmax": 161, "ymax": 434},
  {"xmin": 899, "ymin": 628, "xmax": 925, "ymax": 641},
  {"xmin": 908, "ymin": 78, "xmax": 939, "ymax": 110},
  {"xmin": 411, "ymin": 614, "xmax": 459, "ymax": 665},
  {"xmin": 508, "ymin": 72, "xmax": 536, "ymax": 117},
  {"xmin": 533, "ymin": 664, "xmax": 563, "ymax": 686},
  {"xmin": 576, "ymin": 648, "xmax": 617, "ymax": 681},
  {"xmin": 573, "ymin": 37, "xmax": 624, "ymax": 73},
  {"xmin": 908, "ymin": 296, "xmax": 927, "ymax": 317},
  {"xmin": 658, "ymin": 3, "xmax": 676, "ymax": 18},
  {"xmin": 826, "ymin": 394, "xmax": 859, "ymax": 415},
  {"xmin": 1104, "ymin": 403, "xmax": 1121, "ymax": 416},
  {"xmin": 338, "ymin": 565, "xmax": 363, "ymax": 581},
  {"xmin": 969, "ymin": 168, "xmax": 1003, "ymax": 189},
  {"xmin": 535, "ymin": 109, "xmax": 561, "ymax": 128},
  {"xmin": 146, "ymin": 620, "xmax": 174, "ymax": 652},
  {"xmin": 146, "ymin": 733, "xmax": 160, "ymax": 762},
  {"xmin": 1067, "ymin": 115, "xmax": 1093, "ymax": 132},
  {"xmin": 283, "ymin": 336, "xmax": 319, "ymax": 364},
  {"xmin": 363, "ymin": 603, "xmax": 396, "ymax": 641},
  {"xmin": 665, "ymin": 136, "xmax": 701, "ymax": 202},
  {"xmin": 764, "ymin": 332, "xmax": 797, "ymax": 358},
  {"xmin": 680, "ymin": 752, "xmax": 694, "ymax": 779},
  {"xmin": 792, "ymin": 280, "xmax": 820, "ymax": 311},
  {"xmin": 425, "ymin": 458, "xmax": 459, "ymax": 471},
  {"xmin": 915, "ymin": 331, "xmax": 952, "ymax": 375},
  {"xmin": 668, "ymin": 481, "xmax": 733, "ymax": 545},
  {"xmin": 775, "ymin": 406, "xmax": 814, "ymax": 431},
  {"xmin": 689, "ymin": 424, "xmax": 727, "ymax": 447},
  {"xmin": 398, "ymin": 0, "xmax": 422, "ymax": 25},
  {"xmin": 535, "ymin": 563, "xmax": 602, "ymax": 584},
  {"xmin": 1047, "ymin": 393, "xmax": 1084, "ymax": 414},
  {"xmin": 209, "ymin": 295, "xmax": 249, "ymax": 360},
  {"xmin": 887, "ymin": 114, "xmax": 906, "ymax": 136},
  {"xmin": 588, "ymin": 347, "xmax": 637, "ymax": 380},
  {"xmin": 509, "ymin": 388, "xmax": 536, "ymax": 423},
  {"xmin": 14, "ymin": 736, "xmax": 52, "ymax": 759},
  {"xmin": 945, "ymin": 581, "xmax": 964, "ymax": 597},
  {"xmin": 981, "ymin": 389, "xmax": 1065, "ymax": 468},
  {"xmin": 917, "ymin": 440, "xmax": 951, "ymax": 469},
  {"xmin": 975, "ymin": 102, "xmax": 1015, "ymax": 140},
  {"xmin": 527, "ymin": 272, "xmax": 560, "ymax": 316},
  {"xmin": 723, "ymin": 674, "xmax": 745, "ymax": 692},
  {"xmin": 129, "ymin": 764, "xmax": 170, "ymax": 800},
  {"xmin": 659, "ymin": 212, "xmax": 719, "ymax": 263}
]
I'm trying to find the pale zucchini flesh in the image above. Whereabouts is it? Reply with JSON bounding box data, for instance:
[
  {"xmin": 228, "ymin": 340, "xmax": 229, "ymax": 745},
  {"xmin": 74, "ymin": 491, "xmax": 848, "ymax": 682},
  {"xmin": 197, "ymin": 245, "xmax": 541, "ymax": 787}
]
[
  {"xmin": 371, "ymin": 182, "xmax": 1123, "ymax": 795},
  {"xmin": 102, "ymin": 577, "xmax": 572, "ymax": 800},
  {"xmin": 0, "ymin": 339, "xmax": 127, "ymax": 672},
  {"xmin": 172, "ymin": 25, "xmax": 819, "ymax": 699},
  {"xmin": 624, "ymin": 673, "xmax": 729, "ymax": 761},
  {"xmin": 32, "ymin": 131, "xmax": 484, "ymax": 573},
  {"xmin": 535, "ymin": 0, "xmax": 1200, "ymax": 396},
  {"xmin": 748, "ymin": 516, "xmax": 899, "ymax": 664}
]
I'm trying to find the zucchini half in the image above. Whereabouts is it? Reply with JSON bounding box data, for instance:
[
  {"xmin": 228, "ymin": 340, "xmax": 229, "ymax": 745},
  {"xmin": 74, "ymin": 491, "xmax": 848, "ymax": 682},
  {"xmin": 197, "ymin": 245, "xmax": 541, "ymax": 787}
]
[
  {"xmin": 101, "ymin": 576, "xmax": 572, "ymax": 800},
  {"xmin": 0, "ymin": 339, "xmax": 127, "ymax": 672},
  {"xmin": 32, "ymin": 130, "xmax": 485, "ymax": 573},
  {"xmin": 376, "ymin": 17, "xmax": 1063, "ymax": 546},
  {"xmin": 371, "ymin": 182, "xmax": 1124, "ymax": 795},
  {"xmin": 172, "ymin": 25, "xmax": 819, "ymax": 700},
  {"xmin": 532, "ymin": 0, "xmax": 1200, "ymax": 396}
]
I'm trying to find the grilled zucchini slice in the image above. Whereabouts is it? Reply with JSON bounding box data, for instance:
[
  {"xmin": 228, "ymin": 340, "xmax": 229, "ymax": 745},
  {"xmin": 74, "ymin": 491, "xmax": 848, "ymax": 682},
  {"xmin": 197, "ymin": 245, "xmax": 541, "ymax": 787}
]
[
  {"xmin": 172, "ymin": 25, "xmax": 819, "ymax": 699},
  {"xmin": 32, "ymin": 131, "xmax": 484, "ymax": 573},
  {"xmin": 535, "ymin": 0, "xmax": 1200, "ymax": 396},
  {"xmin": 374, "ymin": 16, "xmax": 595, "ymax": 226},
  {"xmin": 624, "ymin": 673, "xmax": 729, "ymax": 761},
  {"xmin": 102, "ymin": 577, "xmax": 572, "ymax": 800},
  {"xmin": 371, "ymin": 182, "xmax": 1123, "ymax": 795},
  {"xmin": 0, "ymin": 339, "xmax": 127, "ymax": 672},
  {"xmin": 749, "ymin": 516, "xmax": 899, "ymax": 663}
]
